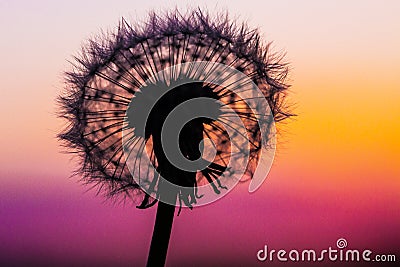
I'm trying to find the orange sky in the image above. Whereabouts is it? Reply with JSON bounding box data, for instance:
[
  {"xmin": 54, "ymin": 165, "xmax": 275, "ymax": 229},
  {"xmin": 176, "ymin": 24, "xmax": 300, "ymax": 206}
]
[{"xmin": 0, "ymin": 0, "xmax": 399, "ymax": 197}]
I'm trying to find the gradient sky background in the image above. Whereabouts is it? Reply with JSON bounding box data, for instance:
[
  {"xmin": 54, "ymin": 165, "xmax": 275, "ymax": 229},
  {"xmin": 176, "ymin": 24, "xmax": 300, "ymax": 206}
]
[{"xmin": 1, "ymin": 0, "xmax": 399, "ymax": 266}]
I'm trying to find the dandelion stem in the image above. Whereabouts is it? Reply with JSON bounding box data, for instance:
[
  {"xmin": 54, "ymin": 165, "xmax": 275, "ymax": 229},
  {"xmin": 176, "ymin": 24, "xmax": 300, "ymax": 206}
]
[{"xmin": 147, "ymin": 198, "xmax": 176, "ymax": 267}]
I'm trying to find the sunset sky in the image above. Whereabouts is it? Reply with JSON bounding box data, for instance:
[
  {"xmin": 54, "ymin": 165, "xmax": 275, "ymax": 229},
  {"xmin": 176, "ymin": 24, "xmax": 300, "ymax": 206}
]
[{"xmin": 1, "ymin": 0, "xmax": 399, "ymax": 266}]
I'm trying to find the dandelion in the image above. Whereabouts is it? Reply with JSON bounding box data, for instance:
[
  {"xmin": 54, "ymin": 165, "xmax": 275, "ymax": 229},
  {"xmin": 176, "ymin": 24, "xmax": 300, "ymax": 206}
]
[{"xmin": 58, "ymin": 8, "xmax": 292, "ymax": 266}]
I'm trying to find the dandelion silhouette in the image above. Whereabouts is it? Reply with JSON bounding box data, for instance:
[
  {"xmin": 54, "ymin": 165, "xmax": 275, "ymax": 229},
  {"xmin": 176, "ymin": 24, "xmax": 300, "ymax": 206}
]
[{"xmin": 58, "ymin": 9, "xmax": 291, "ymax": 266}]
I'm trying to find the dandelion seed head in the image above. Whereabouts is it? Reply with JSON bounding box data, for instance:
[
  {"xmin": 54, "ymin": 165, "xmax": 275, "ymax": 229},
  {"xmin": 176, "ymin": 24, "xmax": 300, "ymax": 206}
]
[{"xmin": 57, "ymin": 8, "xmax": 292, "ymax": 208}]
